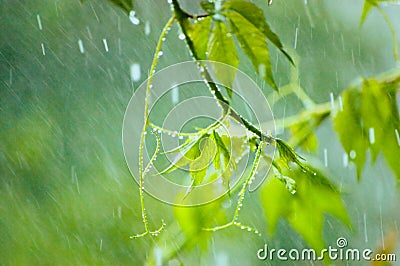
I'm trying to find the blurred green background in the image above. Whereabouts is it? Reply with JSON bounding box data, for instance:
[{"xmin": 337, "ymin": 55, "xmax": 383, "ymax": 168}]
[{"xmin": 1, "ymin": 0, "xmax": 399, "ymax": 265}]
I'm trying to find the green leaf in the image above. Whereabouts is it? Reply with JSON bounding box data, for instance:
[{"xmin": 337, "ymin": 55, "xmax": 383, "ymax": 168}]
[
  {"xmin": 334, "ymin": 75, "xmax": 400, "ymax": 180},
  {"xmin": 223, "ymin": 0, "xmax": 294, "ymax": 65},
  {"xmin": 188, "ymin": 17, "xmax": 212, "ymax": 60},
  {"xmin": 360, "ymin": 0, "xmax": 399, "ymax": 24},
  {"xmin": 334, "ymin": 89, "xmax": 367, "ymax": 179},
  {"xmin": 288, "ymin": 111, "xmax": 330, "ymax": 152},
  {"xmin": 208, "ymin": 21, "xmax": 239, "ymax": 97},
  {"xmin": 275, "ymin": 138, "xmax": 308, "ymax": 172},
  {"xmin": 213, "ymin": 132, "xmax": 243, "ymax": 188},
  {"xmin": 160, "ymin": 135, "xmax": 204, "ymax": 174},
  {"xmin": 189, "ymin": 136, "xmax": 216, "ymax": 186},
  {"xmin": 227, "ymin": 11, "xmax": 277, "ymax": 91},
  {"xmin": 174, "ymin": 196, "xmax": 227, "ymax": 251},
  {"xmin": 107, "ymin": 0, "xmax": 133, "ymax": 15},
  {"xmin": 162, "ymin": 134, "xmax": 219, "ymax": 196},
  {"xmin": 289, "ymin": 123, "xmax": 318, "ymax": 152},
  {"xmin": 261, "ymin": 167, "xmax": 350, "ymax": 252},
  {"xmin": 360, "ymin": 0, "xmax": 376, "ymax": 25}
]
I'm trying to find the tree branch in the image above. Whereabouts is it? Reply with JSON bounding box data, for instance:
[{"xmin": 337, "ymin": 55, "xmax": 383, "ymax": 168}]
[{"xmin": 171, "ymin": 0, "xmax": 274, "ymax": 145}]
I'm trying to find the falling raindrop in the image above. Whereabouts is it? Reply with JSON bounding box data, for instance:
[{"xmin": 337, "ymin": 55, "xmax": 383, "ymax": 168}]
[
  {"xmin": 342, "ymin": 153, "xmax": 348, "ymax": 167},
  {"xmin": 329, "ymin": 92, "xmax": 335, "ymax": 110},
  {"xmin": 145, "ymin": 21, "xmax": 151, "ymax": 35},
  {"xmin": 363, "ymin": 212, "xmax": 368, "ymax": 243},
  {"xmin": 41, "ymin": 43, "xmax": 46, "ymax": 55},
  {"xmin": 178, "ymin": 33, "xmax": 185, "ymax": 40},
  {"xmin": 323, "ymin": 148, "xmax": 328, "ymax": 167},
  {"xmin": 117, "ymin": 206, "xmax": 122, "ymax": 219},
  {"xmin": 130, "ymin": 63, "xmax": 141, "ymax": 82},
  {"xmin": 154, "ymin": 247, "xmax": 162, "ymax": 266},
  {"xmin": 171, "ymin": 86, "xmax": 179, "ymax": 104},
  {"xmin": 129, "ymin": 11, "xmax": 140, "ymax": 25},
  {"xmin": 258, "ymin": 64, "xmax": 266, "ymax": 79},
  {"xmin": 9, "ymin": 68, "xmax": 12, "ymax": 86},
  {"xmin": 102, "ymin": 38, "xmax": 109, "ymax": 52},
  {"xmin": 379, "ymin": 206, "xmax": 385, "ymax": 250},
  {"xmin": 294, "ymin": 27, "xmax": 299, "ymax": 49},
  {"xmin": 78, "ymin": 39, "xmax": 84, "ymax": 54},
  {"xmin": 368, "ymin": 127, "xmax": 375, "ymax": 144},
  {"xmin": 395, "ymin": 129, "xmax": 400, "ymax": 146},
  {"xmin": 86, "ymin": 26, "xmax": 93, "ymax": 39},
  {"xmin": 36, "ymin": 14, "xmax": 43, "ymax": 30},
  {"xmin": 338, "ymin": 95, "xmax": 343, "ymax": 111},
  {"xmin": 396, "ymin": 90, "xmax": 400, "ymax": 117}
]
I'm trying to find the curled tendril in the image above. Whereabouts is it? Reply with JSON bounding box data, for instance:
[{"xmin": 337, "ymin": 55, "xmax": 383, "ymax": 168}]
[
  {"xmin": 130, "ymin": 219, "xmax": 166, "ymax": 239},
  {"xmin": 148, "ymin": 108, "xmax": 230, "ymax": 139},
  {"xmin": 133, "ymin": 15, "xmax": 176, "ymax": 240},
  {"xmin": 143, "ymin": 131, "xmax": 160, "ymax": 175},
  {"xmin": 202, "ymin": 141, "xmax": 264, "ymax": 235}
]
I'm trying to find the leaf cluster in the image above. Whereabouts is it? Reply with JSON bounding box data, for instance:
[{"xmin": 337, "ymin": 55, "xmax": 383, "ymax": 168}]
[
  {"xmin": 334, "ymin": 75, "xmax": 400, "ymax": 180},
  {"xmin": 177, "ymin": 0, "xmax": 293, "ymax": 92},
  {"xmin": 163, "ymin": 130, "xmax": 245, "ymax": 194}
]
